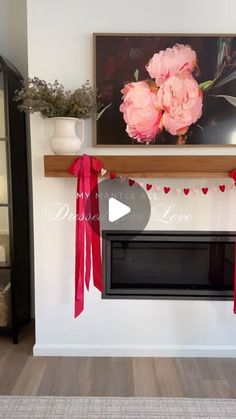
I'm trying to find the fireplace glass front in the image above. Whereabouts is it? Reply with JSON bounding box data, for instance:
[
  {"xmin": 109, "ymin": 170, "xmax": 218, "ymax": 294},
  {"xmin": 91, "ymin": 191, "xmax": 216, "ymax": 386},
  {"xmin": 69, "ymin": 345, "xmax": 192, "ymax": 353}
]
[{"xmin": 102, "ymin": 231, "xmax": 236, "ymax": 299}]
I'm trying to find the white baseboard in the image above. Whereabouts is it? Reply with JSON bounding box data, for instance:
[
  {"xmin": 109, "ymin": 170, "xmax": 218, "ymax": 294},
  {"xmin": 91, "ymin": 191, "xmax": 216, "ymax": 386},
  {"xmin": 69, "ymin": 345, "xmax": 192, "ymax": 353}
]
[{"xmin": 33, "ymin": 344, "xmax": 236, "ymax": 357}]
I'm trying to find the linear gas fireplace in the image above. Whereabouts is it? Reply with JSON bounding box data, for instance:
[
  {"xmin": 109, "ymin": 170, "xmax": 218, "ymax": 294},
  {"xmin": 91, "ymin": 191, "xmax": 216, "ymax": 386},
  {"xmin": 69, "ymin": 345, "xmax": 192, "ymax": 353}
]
[{"xmin": 102, "ymin": 231, "xmax": 236, "ymax": 300}]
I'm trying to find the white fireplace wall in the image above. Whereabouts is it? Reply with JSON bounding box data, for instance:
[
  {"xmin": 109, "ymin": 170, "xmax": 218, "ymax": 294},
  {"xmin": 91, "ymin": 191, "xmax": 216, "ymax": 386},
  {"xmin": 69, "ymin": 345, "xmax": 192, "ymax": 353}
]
[{"xmin": 26, "ymin": 0, "xmax": 236, "ymax": 356}]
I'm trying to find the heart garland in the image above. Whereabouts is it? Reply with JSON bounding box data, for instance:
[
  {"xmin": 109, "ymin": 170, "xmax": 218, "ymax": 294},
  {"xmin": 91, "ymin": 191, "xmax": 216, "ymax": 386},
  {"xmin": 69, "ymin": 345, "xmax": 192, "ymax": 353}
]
[
  {"xmin": 219, "ymin": 185, "xmax": 226, "ymax": 192},
  {"xmin": 154, "ymin": 185, "xmax": 160, "ymax": 193},
  {"xmin": 100, "ymin": 168, "xmax": 236, "ymax": 195},
  {"xmin": 164, "ymin": 186, "xmax": 170, "ymax": 194},
  {"xmin": 183, "ymin": 188, "xmax": 190, "ymax": 196},
  {"xmin": 109, "ymin": 172, "xmax": 117, "ymax": 180},
  {"xmin": 101, "ymin": 168, "xmax": 107, "ymax": 176},
  {"xmin": 202, "ymin": 187, "xmax": 209, "ymax": 195}
]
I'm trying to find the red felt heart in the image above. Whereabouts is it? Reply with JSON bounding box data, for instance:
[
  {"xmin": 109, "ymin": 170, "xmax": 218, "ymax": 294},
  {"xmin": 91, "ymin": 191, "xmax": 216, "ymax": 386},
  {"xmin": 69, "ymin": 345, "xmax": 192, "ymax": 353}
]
[
  {"xmin": 129, "ymin": 179, "xmax": 135, "ymax": 187},
  {"xmin": 183, "ymin": 188, "xmax": 190, "ymax": 195},
  {"xmin": 146, "ymin": 184, "xmax": 152, "ymax": 191},
  {"xmin": 219, "ymin": 185, "xmax": 225, "ymax": 192},
  {"xmin": 110, "ymin": 172, "xmax": 117, "ymax": 180},
  {"xmin": 164, "ymin": 186, "xmax": 170, "ymax": 194},
  {"xmin": 202, "ymin": 187, "xmax": 208, "ymax": 195}
]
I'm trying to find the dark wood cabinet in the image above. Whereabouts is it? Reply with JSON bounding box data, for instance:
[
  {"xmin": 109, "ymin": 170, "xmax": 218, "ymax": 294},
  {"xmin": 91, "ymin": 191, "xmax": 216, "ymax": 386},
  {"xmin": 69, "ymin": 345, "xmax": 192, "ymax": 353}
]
[{"xmin": 0, "ymin": 56, "xmax": 31, "ymax": 343}]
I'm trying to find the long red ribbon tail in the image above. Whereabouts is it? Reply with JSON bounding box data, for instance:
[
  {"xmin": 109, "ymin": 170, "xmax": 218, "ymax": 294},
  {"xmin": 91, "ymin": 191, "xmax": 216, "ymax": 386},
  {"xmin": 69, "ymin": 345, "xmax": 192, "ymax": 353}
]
[
  {"xmin": 83, "ymin": 157, "xmax": 92, "ymax": 292},
  {"xmin": 91, "ymin": 171, "xmax": 103, "ymax": 292},
  {"xmin": 75, "ymin": 170, "xmax": 85, "ymax": 317},
  {"xmin": 234, "ymin": 242, "xmax": 236, "ymax": 314},
  {"xmin": 68, "ymin": 155, "xmax": 103, "ymax": 317}
]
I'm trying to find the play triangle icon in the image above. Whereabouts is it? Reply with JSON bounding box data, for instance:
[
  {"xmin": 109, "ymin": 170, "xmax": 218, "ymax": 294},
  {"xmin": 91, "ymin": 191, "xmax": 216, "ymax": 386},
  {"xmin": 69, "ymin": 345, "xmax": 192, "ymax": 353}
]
[{"xmin": 108, "ymin": 197, "xmax": 131, "ymax": 223}]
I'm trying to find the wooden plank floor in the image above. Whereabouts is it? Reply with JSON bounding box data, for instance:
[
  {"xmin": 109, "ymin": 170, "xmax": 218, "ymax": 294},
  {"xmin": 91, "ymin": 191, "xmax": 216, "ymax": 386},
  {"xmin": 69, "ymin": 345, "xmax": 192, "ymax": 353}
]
[{"xmin": 0, "ymin": 323, "xmax": 236, "ymax": 397}]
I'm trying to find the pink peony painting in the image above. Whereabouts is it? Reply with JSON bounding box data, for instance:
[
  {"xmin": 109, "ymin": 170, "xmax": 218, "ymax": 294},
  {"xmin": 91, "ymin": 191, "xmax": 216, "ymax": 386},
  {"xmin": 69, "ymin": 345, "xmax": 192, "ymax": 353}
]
[
  {"xmin": 120, "ymin": 81, "xmax": 162, "ymax": 142},
  {"xmin": 95, "ymin": 34, "xmax": 236, "ymax": 146}
]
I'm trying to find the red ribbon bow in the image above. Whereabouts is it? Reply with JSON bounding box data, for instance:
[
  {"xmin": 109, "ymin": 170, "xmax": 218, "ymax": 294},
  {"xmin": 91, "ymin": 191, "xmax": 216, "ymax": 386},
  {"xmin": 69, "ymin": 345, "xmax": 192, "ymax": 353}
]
[
  {"xmin": 229, "ymin": 168, "xmax": 236, "ymax": 183},
  {"xmin": 68, "ymin": 155, "xmax": 103, "ymax": 317}
]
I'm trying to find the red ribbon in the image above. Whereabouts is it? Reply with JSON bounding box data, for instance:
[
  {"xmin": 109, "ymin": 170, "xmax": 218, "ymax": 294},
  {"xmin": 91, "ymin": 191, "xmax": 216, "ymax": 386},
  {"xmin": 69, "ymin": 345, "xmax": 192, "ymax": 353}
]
[
  {"xmin": 234, "ymin": 243, "xmax": 236, "ymax": 314},
  {"xmin": 68, "ymin": 155, "xmax": 103, "ymax": 317},
  {"xmin": 229, "ymin": 168, "xmax": 236, "ymax": 184}
]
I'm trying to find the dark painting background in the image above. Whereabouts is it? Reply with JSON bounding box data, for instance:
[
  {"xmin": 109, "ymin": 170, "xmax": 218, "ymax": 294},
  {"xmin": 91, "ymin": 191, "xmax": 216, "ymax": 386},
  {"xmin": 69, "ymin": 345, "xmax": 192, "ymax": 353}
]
[{"xmin": 95, "ymin": 35, "xmax": 236, "ymax": 146}]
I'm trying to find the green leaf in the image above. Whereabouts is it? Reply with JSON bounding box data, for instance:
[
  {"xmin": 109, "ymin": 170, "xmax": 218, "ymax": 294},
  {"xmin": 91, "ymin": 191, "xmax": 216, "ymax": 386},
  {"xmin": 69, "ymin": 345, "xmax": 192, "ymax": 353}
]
[
  {"xmin": 147, "ymin": 79, "xmax": 158, "ymax": 92},
  {"xmin": 214, "ymin": 70, "xmax": 236, "ymax": 88},
  {"xmin": 211, "ymin": 94, "xmax": 236, "ymax": 107},
  {"xmin": 96, "ymin": 103, "xmax": 112, "ymax": 121},
  {"xmin": 196, "ymin": 123, "xmax": 203, "ymax": 130},
  {"xmin": 134, "ymin": 69, "xmax": 139, "ymax": 82},
  {"xmin": 199, "ymin": 80, "xmax": 215, "ymax": 91},
  {"xmin": 215, "ymin": 38, "xmax": 232, "ymax": 78}
]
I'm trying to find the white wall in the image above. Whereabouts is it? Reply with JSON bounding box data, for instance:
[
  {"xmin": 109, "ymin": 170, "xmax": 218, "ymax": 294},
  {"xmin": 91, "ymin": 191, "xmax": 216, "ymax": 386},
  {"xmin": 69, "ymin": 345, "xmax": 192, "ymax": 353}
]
[
  {"xmin": 0, "ymin": 0, "xmax": 28, "ymax": 77},
  {"xmin": 27, "ymin": 0, "xmax": 236, "ymax": 356}
]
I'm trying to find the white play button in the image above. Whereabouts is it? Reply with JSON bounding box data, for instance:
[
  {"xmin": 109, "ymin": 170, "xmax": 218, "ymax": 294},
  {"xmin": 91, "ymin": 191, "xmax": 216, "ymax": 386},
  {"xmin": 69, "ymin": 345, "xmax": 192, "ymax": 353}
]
[
  {"xmin": 88, "ymin": 178, "xmax": 151, "ymax": 235},
  {"xmin": 108, "ymin": 197, "xmax": 131, "ymax": 223}
]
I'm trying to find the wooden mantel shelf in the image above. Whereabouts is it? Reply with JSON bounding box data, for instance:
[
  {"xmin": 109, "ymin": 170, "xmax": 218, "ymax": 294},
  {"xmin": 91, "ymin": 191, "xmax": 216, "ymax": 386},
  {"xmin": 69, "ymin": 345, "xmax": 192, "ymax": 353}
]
[{"xmin": 44, "ymin": 155, "xmax": 236, "ymax": 178}]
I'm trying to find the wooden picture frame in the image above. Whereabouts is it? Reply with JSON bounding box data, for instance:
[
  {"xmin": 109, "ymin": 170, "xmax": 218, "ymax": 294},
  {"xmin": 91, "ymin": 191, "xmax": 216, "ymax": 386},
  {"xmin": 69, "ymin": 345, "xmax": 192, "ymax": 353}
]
[{"xmin": 94, "ymin": 33, "xmax": 236, "ymax": 147}]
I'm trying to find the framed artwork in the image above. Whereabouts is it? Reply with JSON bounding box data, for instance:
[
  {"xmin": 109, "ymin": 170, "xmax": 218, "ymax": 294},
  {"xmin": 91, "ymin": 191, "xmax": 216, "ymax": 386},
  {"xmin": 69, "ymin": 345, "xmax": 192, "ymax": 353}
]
[{"xmin": 94, "ymin": 33, "xmax": 236, "ymax": 147}]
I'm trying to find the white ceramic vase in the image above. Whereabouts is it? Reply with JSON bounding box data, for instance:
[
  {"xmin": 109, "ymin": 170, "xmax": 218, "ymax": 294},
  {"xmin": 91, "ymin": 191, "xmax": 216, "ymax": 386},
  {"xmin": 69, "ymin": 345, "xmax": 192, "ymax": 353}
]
[{"xmin": 49, "ymin": 117, "xmax": 84, "ymax": 155}]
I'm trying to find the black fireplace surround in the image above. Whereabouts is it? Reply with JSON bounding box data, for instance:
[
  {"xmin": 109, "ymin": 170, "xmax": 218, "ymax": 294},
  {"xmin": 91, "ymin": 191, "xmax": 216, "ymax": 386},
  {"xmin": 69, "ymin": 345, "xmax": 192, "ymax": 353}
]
[{"xmin": 102, "ymin": 231, "xmax": 236, "ymax": 300}]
